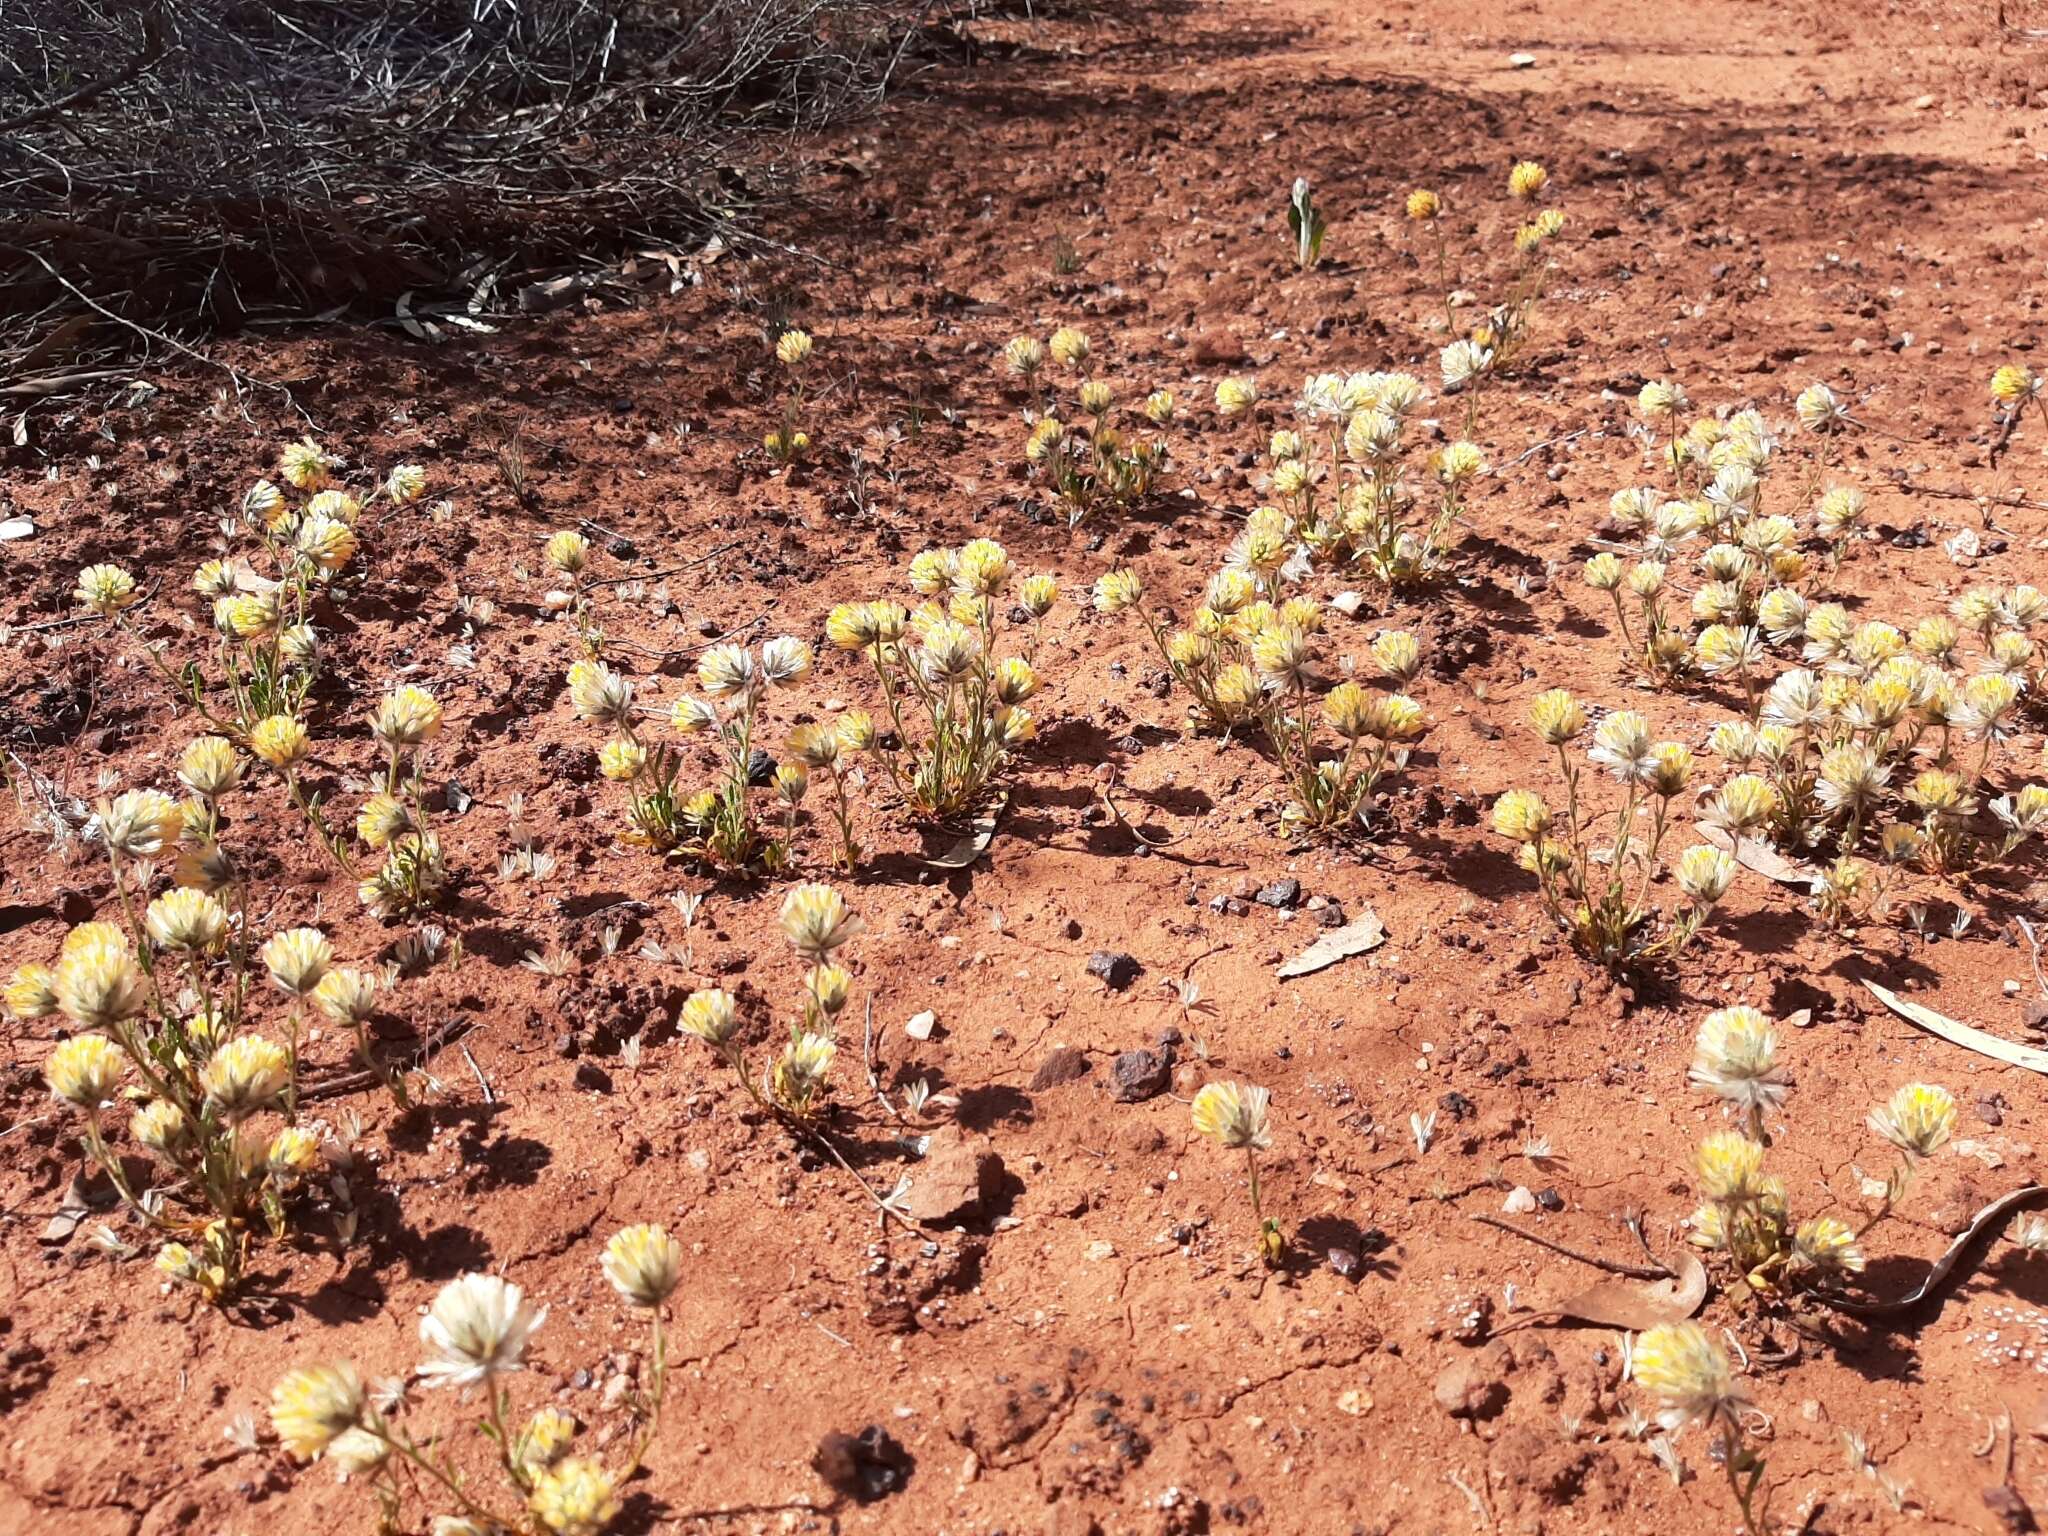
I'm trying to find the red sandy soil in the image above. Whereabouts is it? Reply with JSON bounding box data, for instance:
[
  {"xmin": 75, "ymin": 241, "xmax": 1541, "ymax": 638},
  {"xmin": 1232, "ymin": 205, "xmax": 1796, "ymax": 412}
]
[{"xmin": 7, "ymin": 0, "xmax": 2048, "ymax": 1531}]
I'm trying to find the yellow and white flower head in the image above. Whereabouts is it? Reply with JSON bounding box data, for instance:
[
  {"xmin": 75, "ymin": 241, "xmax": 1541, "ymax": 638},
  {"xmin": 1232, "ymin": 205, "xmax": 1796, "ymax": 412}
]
[
  {"xmin": 1491, "ymin": 789, "xmax": 1551, "ymax": 844},
  {"xmin": 1991, "ymin": 363, "xmax": 2040, "ymax": 408},
  {"xmin": 268, "ymin": 1125, "xmax": 320, "ymax": 1177},
  {"xmin": 1959, "ymin": 672, "xmax": 2023, "ymax": 742},
  {"xmin": 598, "ymin": 739, "xmax": 647, "ymax": 783},
  {"xmin": 278, "ymin": 623, "xmax": 321, "ymax": 668},
  {"xmin": 1688, "ymin": 1006, "xmax": 1786, "ymax": 1116},
  {"xmin": 1091, "ymin": 569, "xmax": 1142, "ymax": 615},
  {"xmin": 1796, "ymin": 382, "xmax": 1850, "ymax": 431},
  {"xmin": 1507, "ymin": 159, "xmax": 1548, "ymax": 200},
  {"xmin": 1190, "ymin": 1080, "xmax": 1272, "ymax": 1149},
  {"xmin": 780, "ymin": 883, "xmax": 862, "ymax": 961},
  {"xmin": 280, "ymin": 437, "xmax": 338, "ymax": 491},
  {"xmin": 785, "ymin": 723, "xmax": 842, "ymax": 771},
  {"xmin": 355, "ymin": 792, "xmax": 413, "ymax": 850},
  {"xmin": 1370, "ymin": 629, "xmax": 1422, "ymax": 686},
  {"xmin": 1675, "ymin": 844, "xmax": 1736, "ymax": 906},
  {"xmin": 1588, "ymin": 710, "xmax": 1655, "ymax": 783},
  {"xmin": 1704, "ymin": 773, "xmax": 1779, "ymax": 838},
  {"xmin": 418, "ymin": 1273, "xmax": 545, "ymax": 1388},
  {"xmin": 1018, "ymin": 573, "xmax": 1060, "ymax": 618},
  {"xmin": 1322, "ymin": 682, "xmax": 1374, "ymax": 740},
  {"xmin": 54, "ymin": 938, "xmax": 147, "ymax": 1030},
  {"xmin": 601, "ymin": 1223, "xmax": 683, "ymax": 1308},
  {"xmin": 295, "ymin": 512, "xmax": 357, "ymax": 574},
  {"xmin": 97, "ymin": 788, "xmax": 184, "ymax": 858},
  {"xmin": 76, "ymin": 563, "xmax": 140, "ymax": 616},
  {"xmin": 544, "ymin": 530, "xmax": 590, "ymax": 576},
  {"xmin": 1077, "ymin": 379, "xmax": 1113, "ymax": 416},
  {"xmin": 178, "ymin": 736, "xmax": 241, "ymax": 800},
  {"xmin": 992, "ymin": 657, "xmax": 1040, "ymax": 706},
  {"xmin": 1868, "ymin": 1082, "xmax": 1956, "ymax": 1158},
  {"xmin": 1630, "ymin": 1321, "xmax": 1744, "ymax": 1432},
  {"xmin": 775, "ymin": 328, "xmax": 813, "ymax": 368},
  {"xmin": 1214, "ymin": 376, "xmax": 1259, "ymax": 416},
  {"xmin": 371, "ymin": 686, "xmax": 443, "ymax": 748},
  {"xmin": 514, "ymin": 1407, "xmax": 579, "ymax": 1473},
  {"xmin": 692, "ymin": 643, "xmax": 757, "ymax": 704},
  {"xmin": 386, "ymin": 464, "xmax": 427, "ymax": 504},
  {"xmin": 1528, "ymin": 688, "xmax": 1586, "ymax": 746},
  {"xmin": 261, "ymin": 927, "xmax": 332, "ymax": 994},
  {"xmin": 1583, "ymin": 552, "xmax": 1623, "ymax": 592},
  {"xmin": 249, "ymin": 714, "xmax": 310, "ymax": 770},
  {"xmin": 1047, "ymin": 327, "xmax": 1090, "ymax": 368},
  {"xmin": 1636, "ymin": 380, "xmax": 1689, "ymax": 419},
  {"xmin": 45, "ymin": 1034, "xmax": 125, "ymax": 1107},
  {"xmin": 837, "ymin": 709, "xmax": 878, "ymax": 752},
  {"xmin": 201, "ymin": 1035, "xmax": 290, "ymax": 1119},
  {"xmin": 759, "ymin": 636, "xmax": 813, "ymax": 688},
  {"xmin": 917, "ymin": 619, "xmax": 980, "ymax": 687},
  {"xmin": 1792, "ymin": 1215, "xmax": 1866, "ymax": 1274},
  {"xmin": 131, "ymin": 1098, "xmax": 192, "ymax": 1156},
  {"xmin": 1953, "ymin": 585, "xmax": 2004, "ymax": 634},
  {"xmin": 679, "ymin": 988, "xmax": 739, "ymax": 1047},
  {"xmin": 1695, "ymin": 1128, "xmax": 1765, "ymax": 1201},
  {"xmin": 1999, "ymin": 583, "xmax": 2047, "ymax": 630},
  {"xmin": 144, "ymin": 888, "xmax": 228, "ymax": 952},
  {"xmin": 5, "ymin": 964, "xmax": 59, "ymax": 1019},
  {"xmin": 771, "ymin": 1031, "xmax": 837, "ymax": 1116},
  {"xmin": 1439, "ymin": 339, "xmax": 1492, "ymax": 389},
  {"xmin": 1003, "ymin": 335, "xmax": 1047, "ymax": 377},
  {"xmin": 955, "ymin": 538, "xmax": 1012, "ymax": 598},
  {"xmin": 529, "ymin": 1457, "xmax": 620, "ymax": 1536},
  {"xmin": 270, "ymin": 1364, "xmax": 365, "ymax": 1460},
  {"xmin": 568, "ymin": 660, "xmax": 636, "ymax": 724},
  {"xmin": 218, "ymin": 593, "xmax": 280, "ymax": 638},
  {"xmin": 1143, "ymin": 389, "xmax": 1175, "ymax": 424},
  {"xmin": 243, "ymin": 479, "xmax": 286, "ymax": 525},
  {"xmin": 313, "ymin": 967, "xmax": 379, "ymax": 1026},
  {"xmin": 191, "ymin": 558, "xmax": 240, "ymax": 599},
  {"xmin": 305, "ymin": 489, "xmax": 361, "ymax": 526}
]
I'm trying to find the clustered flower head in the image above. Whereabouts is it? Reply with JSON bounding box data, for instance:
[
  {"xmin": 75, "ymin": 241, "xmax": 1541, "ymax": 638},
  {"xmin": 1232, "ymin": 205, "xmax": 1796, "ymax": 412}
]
[
  {"xmin": 1190, "ymin": 1080, "xmax": 1272, "ymax": 1149},
  {"xmin": 417, "ymin": 1272, "xmax": 545, "ymax": 1389},
  {"xmin": 1630, "ymin": 1321, "xmax": 1744, "ymax": 1431}
]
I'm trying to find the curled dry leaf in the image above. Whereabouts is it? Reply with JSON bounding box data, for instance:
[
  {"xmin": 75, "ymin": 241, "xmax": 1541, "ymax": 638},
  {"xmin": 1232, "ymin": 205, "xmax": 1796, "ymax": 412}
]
[
  {"xmin": 926, "ymin": 790, "xmax": 1006, "ymax": 870},
  {"xmin": 1546, "ymin": 1250, "xmax": 1707, "ymax": 1330}
]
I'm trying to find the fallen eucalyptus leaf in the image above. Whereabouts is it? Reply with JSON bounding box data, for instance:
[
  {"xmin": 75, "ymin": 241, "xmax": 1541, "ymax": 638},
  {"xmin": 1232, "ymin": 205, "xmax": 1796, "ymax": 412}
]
[
  {"xmin": 1548, "ymin": 1250, "xmax": 1707, "ymax": 1330},
  {"xmin": 1277, "ymin": 909, "xmax": 1386, "ymax": 979},
  {"xmin": 1864, "ymin": 979, "xmax": 2048, "ymax": 1075},
  {"xmin": 1821, "ymin": 1183, "xmax": 2048, "ymax": 1317},
  {"xmin": 1700, "ymin": 824, "xmax": 1815, "ymax": 887},
  {"xmin": 926, "ymin": 791, "xmax": 1006, "ymax": 870}
]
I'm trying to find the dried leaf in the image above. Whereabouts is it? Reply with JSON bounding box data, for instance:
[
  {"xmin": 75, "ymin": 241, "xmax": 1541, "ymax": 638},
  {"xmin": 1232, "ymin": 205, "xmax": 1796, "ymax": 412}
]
[
  {"xmin": 1822, "ymin": 1184, "xmax": 2048, "ymax": 1317},
  {"xmin": 40, "ymin": 1166, "xmax": 92, "ymax": 1244},
  {"xmin": 1549, "ymin": 1251, "xmax": 1707, "ymax": 1329},
  {"xmin": 1277, "ymin": 910, "xmax": 1386, "ymax": 979},
  {"xmin": 1863, "ymin": 979, "xmax": 2048, "ymax": 1076},
  {"xmin": 1699, "ymin": 824, "xmax": 1815, "ymax": 887},
  {"xmin": 0, "ymin": 515, "xmax": 34, "ymax": 540},
  {"xmin": 926, "ymin": 792, "xmax": 1006, "ymax": 870}
]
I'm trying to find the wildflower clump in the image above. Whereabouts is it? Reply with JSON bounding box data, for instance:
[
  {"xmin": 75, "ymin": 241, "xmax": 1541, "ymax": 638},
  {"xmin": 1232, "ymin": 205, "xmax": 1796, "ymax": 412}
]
[
  {"xmin": 827, "ymin": 540, "xmax": 1054, "ymax": 825},
  {"xmin": 573, "ymin": 633, "xmax": 814, "ymax": 869},
  {"xmin": 1095, "ymin": 566, "xmax": 1426, "ymax": 834},
  {"xmin": 679, "ymin": 882, "xmax": 862, "ymax": 1121},
  {"xmin": 1011, "ymin": 326, "xmax": 1173, "ymax": 524},
  {"xmin": 269, "ymin": 1244, "xmax": 671, "ymax": 1533},
  {"xmin": 1430, "ymin": 161, "xmax": 1569, "ymax": 425},
  {"xmin": 1219, "ymin": 369, "xmax": 1483, "ymax": 589},
  {"xmin": 1491, "ymin": 690, "xmax": 1735, "ymax": 967},
  {"xmin": 82, "ymin": 445, "xmax": 446, "ymax": 906},
  {"xmin": 18, "ymin": 889, "xmax": 407, "ymax": 1297}
]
